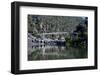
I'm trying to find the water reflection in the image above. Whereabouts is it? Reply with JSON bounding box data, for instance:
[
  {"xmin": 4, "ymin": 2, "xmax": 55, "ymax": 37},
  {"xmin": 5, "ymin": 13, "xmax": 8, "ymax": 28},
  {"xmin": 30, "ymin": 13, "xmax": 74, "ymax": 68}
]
[{"xmin": 28, "ymin": 45, "xmax": 87, "ymax": 61}]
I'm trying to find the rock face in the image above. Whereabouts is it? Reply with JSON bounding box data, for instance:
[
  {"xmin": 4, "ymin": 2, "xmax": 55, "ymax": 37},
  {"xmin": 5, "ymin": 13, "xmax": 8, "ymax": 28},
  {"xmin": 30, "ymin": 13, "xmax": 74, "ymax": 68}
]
[{"xmin": 28, "ymin": 15, "xmax": 83, "ymax": 35}]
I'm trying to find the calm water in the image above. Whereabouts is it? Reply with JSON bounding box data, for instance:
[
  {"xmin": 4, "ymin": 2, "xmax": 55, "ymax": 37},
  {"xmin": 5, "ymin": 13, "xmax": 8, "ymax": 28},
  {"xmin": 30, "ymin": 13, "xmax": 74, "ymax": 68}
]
[{"xmin": 28, "ymin": 45, "xmax": 87, "ymax": 61}]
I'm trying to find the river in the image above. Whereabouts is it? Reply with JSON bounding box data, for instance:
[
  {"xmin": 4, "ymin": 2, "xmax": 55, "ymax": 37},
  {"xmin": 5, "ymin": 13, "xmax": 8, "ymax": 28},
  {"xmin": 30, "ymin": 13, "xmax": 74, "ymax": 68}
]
[{"xmin": 28, "ymin": 45, "xmax": 87, "ymax": 61}]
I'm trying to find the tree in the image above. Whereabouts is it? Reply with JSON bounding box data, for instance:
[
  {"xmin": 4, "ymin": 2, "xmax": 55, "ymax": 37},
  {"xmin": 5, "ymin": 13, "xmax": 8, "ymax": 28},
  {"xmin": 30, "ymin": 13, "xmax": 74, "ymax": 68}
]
[{"xmin": 65, "ymin": 17, "xmax": 88, "ymax": 48}]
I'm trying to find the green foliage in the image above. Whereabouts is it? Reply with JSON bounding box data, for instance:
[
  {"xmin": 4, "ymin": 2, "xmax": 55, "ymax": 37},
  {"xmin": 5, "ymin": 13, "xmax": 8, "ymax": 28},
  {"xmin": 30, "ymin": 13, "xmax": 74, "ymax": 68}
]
[
  {"xmin": 65, "ymin": 17, "xmax": 88, "ymax": 48},
  {"xmin": 65, "ymin": 36, "xmax": 72, "ymax": 47}
]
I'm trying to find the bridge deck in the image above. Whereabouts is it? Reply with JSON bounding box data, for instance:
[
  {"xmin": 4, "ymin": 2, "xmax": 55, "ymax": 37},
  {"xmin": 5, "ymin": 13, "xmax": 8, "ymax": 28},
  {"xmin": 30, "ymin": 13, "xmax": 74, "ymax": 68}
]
[{"xmin": 37, "ymin": 32, "xmax": 68, "ymax": 35}]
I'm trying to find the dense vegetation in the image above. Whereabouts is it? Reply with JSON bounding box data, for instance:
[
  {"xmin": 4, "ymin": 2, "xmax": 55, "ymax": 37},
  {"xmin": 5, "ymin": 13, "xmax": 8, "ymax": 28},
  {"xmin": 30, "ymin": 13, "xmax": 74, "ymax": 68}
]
[{"xmin": 65, "ymin": 17, "xmax": 88, "ymax": 48}]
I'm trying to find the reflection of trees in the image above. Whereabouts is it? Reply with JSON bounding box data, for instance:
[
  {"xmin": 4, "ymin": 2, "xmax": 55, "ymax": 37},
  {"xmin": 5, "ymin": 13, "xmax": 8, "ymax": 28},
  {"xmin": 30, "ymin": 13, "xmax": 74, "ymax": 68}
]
[{"xmin": 28, "ymin": 45, "xmax": 87, "ymax": 60}]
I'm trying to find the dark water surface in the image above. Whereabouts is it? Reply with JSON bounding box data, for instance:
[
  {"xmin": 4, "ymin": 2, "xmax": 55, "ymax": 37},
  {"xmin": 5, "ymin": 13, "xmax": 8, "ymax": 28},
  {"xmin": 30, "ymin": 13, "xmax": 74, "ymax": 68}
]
[{"xmin": 28, "ymin": 45, "xmax": 87, "ymax": 61}]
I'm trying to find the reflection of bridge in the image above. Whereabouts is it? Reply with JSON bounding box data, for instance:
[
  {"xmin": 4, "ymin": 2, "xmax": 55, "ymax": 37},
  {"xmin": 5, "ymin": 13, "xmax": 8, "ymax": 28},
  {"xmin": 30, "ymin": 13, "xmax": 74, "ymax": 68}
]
[{"xmin": 28, "ymin": 32, "xmax": 68, "ymax": 52}]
